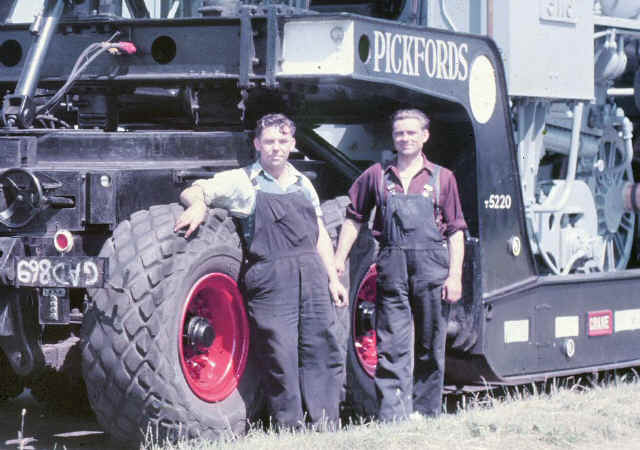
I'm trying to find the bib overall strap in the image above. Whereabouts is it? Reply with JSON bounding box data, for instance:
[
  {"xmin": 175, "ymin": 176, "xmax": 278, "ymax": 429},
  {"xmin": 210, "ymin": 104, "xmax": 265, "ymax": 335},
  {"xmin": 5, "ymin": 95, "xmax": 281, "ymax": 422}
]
[
  {"xmin": 237, "ymin": 166, "xmax": 257, "ymax": 249},
  {"xmin": 432, "ymin": 164, "xmax": 441, "ymax": 209},
  {"xmin": 378, "ymin": 164, "xmax": 397, "ymax": 215}
]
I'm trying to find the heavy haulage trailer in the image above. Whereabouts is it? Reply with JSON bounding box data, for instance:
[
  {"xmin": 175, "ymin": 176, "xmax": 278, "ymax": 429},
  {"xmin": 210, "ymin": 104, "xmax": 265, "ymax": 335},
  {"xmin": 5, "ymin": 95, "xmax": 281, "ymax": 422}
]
[{"xmin": 2, "ymin": 0, "xmax": 640, "ymax": 444}]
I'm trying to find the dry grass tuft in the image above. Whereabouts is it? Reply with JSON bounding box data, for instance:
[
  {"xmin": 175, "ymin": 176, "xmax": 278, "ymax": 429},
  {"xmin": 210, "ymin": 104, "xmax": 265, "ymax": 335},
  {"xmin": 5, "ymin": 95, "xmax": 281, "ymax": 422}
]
[{"xmin": 145, "ymin": 371, "xmax": 640, "ymax": 450}]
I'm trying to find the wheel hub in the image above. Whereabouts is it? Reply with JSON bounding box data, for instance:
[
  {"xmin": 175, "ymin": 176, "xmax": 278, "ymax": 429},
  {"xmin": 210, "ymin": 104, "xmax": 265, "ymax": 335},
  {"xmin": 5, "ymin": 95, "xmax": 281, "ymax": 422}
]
[
  {"xmin": 186, "ymin": 316, "xmax": 215, "ymax": 349},
  {"xmin": 356, "ymin": 302, "xmax": 375, "ymax": 333},
  {"xmin": 179, "ymin": 273, "xmax": 250, "ymax": 402},
  {"xmin": 353, "ymin": 264, "xmax": 378, "ymax": 378}
]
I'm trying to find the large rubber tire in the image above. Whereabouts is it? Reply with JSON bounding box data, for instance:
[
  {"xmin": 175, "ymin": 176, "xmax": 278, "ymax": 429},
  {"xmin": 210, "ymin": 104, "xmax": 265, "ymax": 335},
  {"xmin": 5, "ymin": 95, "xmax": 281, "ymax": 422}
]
[{"xmin": 80, "ymin": 204, "xmax": 261, "ymax": 445}]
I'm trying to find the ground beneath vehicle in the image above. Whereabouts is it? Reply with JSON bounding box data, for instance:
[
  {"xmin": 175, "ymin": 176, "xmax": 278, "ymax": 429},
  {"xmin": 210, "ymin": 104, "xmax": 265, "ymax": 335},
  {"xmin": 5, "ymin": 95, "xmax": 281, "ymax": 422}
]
[
  {"xmin": 2, "ymin": 0, "xmax": 640, "ymax": 445},
  {"xmin": 0, "ymin": 389, "xmax": 118, "ymax": 450}
]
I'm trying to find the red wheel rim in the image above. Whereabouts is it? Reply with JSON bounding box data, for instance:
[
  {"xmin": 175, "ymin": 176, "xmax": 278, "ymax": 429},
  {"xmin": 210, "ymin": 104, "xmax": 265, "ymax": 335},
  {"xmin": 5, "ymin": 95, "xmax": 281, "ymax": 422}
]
[
  {"xmin": 353, "ymin": 264, "xmax": 378, "ymax": 378},
  {"xmin": 179, "ymin": 273, "xmax": 250, "ymax": 402}
]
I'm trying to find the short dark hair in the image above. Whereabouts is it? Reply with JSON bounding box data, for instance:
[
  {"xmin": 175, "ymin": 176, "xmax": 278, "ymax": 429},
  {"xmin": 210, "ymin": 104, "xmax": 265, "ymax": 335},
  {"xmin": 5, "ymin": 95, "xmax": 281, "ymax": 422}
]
[
  {"xmin": 255, "ymin": 113, "xmax": 296, "ymax": 138},
  {"xmin": 391, "ymin": 109, "xmax": 430, "ymax": 130}
]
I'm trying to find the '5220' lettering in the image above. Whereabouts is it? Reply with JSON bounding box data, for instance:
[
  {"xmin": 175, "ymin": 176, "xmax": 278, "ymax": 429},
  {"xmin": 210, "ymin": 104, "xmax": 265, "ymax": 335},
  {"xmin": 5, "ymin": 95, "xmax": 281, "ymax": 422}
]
[{"xmin": 484, "ymin": 194, "xmax": 512, "ymax": 209}]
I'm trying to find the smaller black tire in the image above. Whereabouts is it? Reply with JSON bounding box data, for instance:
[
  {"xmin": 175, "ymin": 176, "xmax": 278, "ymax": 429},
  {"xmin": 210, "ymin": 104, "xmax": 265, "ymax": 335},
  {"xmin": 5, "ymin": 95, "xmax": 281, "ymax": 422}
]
[
  {"xmin": 320, "ymin": 196, "xmax": 380, "ymax": 418},
  {"xmin": 344, "ymin": 228, "xmax": 379, "ymax": 418}
]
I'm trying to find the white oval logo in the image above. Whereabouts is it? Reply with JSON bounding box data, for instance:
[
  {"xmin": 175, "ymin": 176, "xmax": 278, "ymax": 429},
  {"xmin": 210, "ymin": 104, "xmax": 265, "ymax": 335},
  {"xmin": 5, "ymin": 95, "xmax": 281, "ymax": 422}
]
[{"xmin": 469, "ymin": 55, "xmax": 497, "ymax": 124}]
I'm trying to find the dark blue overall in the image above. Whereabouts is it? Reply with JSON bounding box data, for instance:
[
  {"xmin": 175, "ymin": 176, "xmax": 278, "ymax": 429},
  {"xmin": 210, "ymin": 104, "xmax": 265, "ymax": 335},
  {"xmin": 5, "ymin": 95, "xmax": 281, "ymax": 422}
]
[
  {"xmin": 375, "ymin": 167, "xmax": 451, "ymax": 420},
  {"xmin": 241, "ymin": 183, "xmax": 341, "ymax": 429}
]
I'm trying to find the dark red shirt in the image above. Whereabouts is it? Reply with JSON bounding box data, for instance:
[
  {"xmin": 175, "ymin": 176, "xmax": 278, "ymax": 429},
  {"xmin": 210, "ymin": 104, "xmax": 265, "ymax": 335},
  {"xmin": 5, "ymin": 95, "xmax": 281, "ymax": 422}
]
[{"xmin": 346, "ymin": 154, "xmax": 467, "ymax": 239}]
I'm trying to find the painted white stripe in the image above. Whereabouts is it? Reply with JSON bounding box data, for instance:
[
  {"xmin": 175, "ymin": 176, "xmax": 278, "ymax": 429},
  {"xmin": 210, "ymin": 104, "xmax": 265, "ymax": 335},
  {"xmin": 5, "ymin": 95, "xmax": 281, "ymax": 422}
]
[
  {"xmin": 615, "ymin": 309, "xmax": 640, "ymax": 332},
  {"xmin": 555, "ymin": 316, "xmax": 579, "ymax": 338},
  {"xmin": 504, "ymin": 319, "xmax": 529, "ymax": 343}
]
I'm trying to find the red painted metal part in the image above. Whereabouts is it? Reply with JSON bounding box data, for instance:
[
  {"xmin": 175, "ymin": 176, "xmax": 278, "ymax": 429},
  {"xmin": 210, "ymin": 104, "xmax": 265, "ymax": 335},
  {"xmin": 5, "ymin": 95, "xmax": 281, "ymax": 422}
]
[
  {"xmin": 587, "ymin": 309, "xmax": 613, "ymax": 336},
  {"xmin": 354, "ymin": 264, "xmax": 378, "ymax": 378},
  {"xmin": 179, "ymin": 273, "xmax": 250, "ymax": 402}
]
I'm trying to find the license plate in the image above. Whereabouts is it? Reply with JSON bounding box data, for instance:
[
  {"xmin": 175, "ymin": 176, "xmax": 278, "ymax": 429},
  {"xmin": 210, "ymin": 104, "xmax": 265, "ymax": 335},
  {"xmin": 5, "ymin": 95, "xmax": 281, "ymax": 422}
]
[{"xmin": 16, "ymin": 257, "xmax": 107, "ymax": 288}]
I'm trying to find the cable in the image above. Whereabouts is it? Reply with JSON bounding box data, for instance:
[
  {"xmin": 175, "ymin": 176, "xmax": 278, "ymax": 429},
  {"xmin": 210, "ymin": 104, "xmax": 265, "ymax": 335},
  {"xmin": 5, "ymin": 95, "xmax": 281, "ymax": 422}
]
[
  {"xmin": 37, "ymin": 43, "xmax": 116, "ymax": 114},
  {"xmin": 36, "ymin": 34, "xmax": 136, "ymax": 115},
  {"xmin": 34, "ymin": 114, "xmax": 70, "ymax": 128}
]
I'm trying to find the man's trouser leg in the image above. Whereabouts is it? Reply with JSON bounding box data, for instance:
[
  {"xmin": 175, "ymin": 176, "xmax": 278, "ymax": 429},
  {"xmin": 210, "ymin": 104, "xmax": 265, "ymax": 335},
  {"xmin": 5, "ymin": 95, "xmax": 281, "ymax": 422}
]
[
  {"xmin": 245, "ymin": 258, "xmax": 303, "ymax": 429},
  {"xmin": 410, "ymin": 249, "xmax": 450, "ymax": 416},
  {"xmin": 374, "ymin": 248, "xmax": 413, "ymax": 421},
  {"xmin": 298, "ymin": 254, "xmax": 342, "ymax": 427}
]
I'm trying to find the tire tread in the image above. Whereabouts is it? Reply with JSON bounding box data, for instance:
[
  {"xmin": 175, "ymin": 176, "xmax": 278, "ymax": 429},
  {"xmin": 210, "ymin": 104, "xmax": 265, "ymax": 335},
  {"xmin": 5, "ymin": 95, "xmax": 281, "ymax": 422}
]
[{"xmin": 81, "ymin": 204, "xmax": 253, "ymax": 444}]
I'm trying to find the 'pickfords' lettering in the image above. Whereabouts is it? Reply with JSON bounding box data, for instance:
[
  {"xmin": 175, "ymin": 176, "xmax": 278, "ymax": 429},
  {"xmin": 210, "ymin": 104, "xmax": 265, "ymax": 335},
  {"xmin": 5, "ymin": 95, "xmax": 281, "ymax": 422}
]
[{"xmin": 373, "ymin": 30, "xmax": 469, "ymax": 81}]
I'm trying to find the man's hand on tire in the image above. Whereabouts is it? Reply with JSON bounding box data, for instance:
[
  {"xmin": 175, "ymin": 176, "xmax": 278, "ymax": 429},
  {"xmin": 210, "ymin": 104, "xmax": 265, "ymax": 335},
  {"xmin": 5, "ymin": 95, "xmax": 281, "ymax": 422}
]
[{"xmin": 174, "ymin": 202, "xmax": 207, "ymax": 238}]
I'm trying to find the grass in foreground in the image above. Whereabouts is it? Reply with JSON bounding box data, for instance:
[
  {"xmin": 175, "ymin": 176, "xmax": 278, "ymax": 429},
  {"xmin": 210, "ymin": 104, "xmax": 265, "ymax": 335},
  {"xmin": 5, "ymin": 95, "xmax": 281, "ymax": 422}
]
[{"xmin": 146, "ymin": 373, "xmax": 640, "ymax": 450}]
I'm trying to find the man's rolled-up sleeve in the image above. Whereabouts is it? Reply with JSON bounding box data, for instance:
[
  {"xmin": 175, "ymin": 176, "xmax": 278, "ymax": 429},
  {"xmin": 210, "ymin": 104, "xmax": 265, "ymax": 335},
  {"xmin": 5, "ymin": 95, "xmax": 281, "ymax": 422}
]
[
  {"xmin": 346, "ymin": 166, "xmax": 377, "ymax": 224},
  {"xmin": 441, "ymin": 171, "xmax": 467, "ymax": 236},
  {"xmin": 191, "ymin": 169, "xmax": 254, "ymax": 217},
  {"xmin": 192, "ymin": 177, "xmax": 219, "ymax": 206}
]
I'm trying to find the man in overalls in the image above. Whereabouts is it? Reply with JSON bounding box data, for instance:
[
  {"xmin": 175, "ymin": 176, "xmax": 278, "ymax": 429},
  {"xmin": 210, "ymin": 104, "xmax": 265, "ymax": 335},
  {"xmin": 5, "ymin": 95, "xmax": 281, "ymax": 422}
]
[
  {"xmin": 334, "ymin": 109, "xmax": 466, "ymax": 420},
  {"xmin": 174, "ymin": 113, "xmax": 347, "ymax": 429}
]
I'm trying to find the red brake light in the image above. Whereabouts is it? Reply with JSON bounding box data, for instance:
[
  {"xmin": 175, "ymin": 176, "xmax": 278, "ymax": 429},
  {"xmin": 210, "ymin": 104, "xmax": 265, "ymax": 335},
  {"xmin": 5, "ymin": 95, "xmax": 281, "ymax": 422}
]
[{"xmin": 54, "ymin": 230, "xmax": 73, "ymax": 253}]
